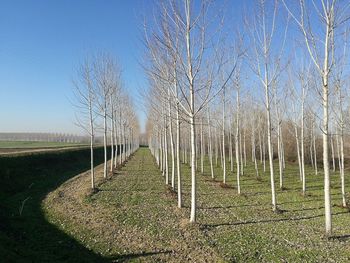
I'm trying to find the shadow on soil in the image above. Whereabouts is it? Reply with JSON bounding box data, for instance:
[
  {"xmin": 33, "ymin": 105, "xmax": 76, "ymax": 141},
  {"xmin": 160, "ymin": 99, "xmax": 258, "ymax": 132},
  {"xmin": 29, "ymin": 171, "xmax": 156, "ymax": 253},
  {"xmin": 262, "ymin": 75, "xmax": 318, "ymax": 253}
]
[{"xmin": 0, "ymin": 146, "xmax": 150, "ymax": 262}]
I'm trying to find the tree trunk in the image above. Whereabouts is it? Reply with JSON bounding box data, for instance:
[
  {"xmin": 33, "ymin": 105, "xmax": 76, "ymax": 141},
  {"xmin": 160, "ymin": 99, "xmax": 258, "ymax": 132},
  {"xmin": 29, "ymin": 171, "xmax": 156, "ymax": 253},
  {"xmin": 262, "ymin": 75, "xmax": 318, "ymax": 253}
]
[
  {"xmin": 89, "ymin": 100, "xmax": 95, "ymax": 190},
  {"xmin": 301, "ymin": 95, "xmax": 306, "ymax": 194},
  {"xmin": 176, "ymin": 102, "xmax": 182, "ymax": 208},
  {"xmin": 331, "ymin": 134, "xmax": 336, "ymax": 172},
  {"xmin": 190, "ymin": 114, "xmax": 196, "ymax": 222},
  {"xmin": 236, "ymin": 88, "xmax": 241, "ymax": 194},
  {"xmin": 201, "ymin": 117, "xmax": 204, "ymax": 174},
  {"xmin": 207, "ymin": 108, "xmax": 214, "ymax": 179},
  {"xmin": 294, "ymin": 123, "xmax": 302, "ymax": 181},
  {"xmin": 168, "ymin": 88, "xmax": 175, "ymax": 189},
  {"xmin": 229, "ymin": 117, "xmax": 234, "ymax": 172},
  {"xmin": 313, "ymin": 121, "xmax": 318, "ymax": 175},
  {"xmin": 222, "ymin": 89, "xmax": 226, "ymax": 184},
  {"xmin": 110, "ymin": 103, "xmax": 114, "ymax": 173},
  {"xmin": 164, "ymin": 116, "xmax": 169, "ymax": 185},
  {"xmin": 339, "ymin": 91, "xmax": 346, "ymax": 207},
  {"xmin": 265, "ymin": 72, "xmax": 277, "ymax": 211},
  {"xmin": 103, "ymin": 109, "xmax": 107, "ymax": 179}
]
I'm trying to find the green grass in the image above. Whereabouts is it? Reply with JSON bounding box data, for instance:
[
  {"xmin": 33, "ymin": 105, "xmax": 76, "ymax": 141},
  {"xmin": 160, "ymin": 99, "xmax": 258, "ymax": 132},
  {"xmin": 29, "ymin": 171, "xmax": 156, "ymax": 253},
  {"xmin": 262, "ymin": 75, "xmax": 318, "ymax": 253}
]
[
  {"xmin": 2, "ymin": 146, "xmax": 349, "ymax": 262},
  {"xmin": 84, "ymin": 149, "xmax": 350, "ymax": 262},
  {"xmin": 184, "ymin": 155, "xmax": 350, "ymax": 262},
  {"xmin": 0, "ymin": 147, "xmax": 110, "ymax": 262},
  {"xmin": 0, "ymin": 140, "xmax": 87, "ymax": 149}
]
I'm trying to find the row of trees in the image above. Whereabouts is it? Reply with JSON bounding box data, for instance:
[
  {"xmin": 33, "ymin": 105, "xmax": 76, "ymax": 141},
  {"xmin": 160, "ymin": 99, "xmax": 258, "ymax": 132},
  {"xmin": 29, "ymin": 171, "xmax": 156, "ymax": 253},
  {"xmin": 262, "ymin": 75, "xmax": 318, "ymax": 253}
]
[
  {"xmin": 73, "ymin": 54, "xmax": 139, "ymax": 190},
  {"xmin": 0, "ymin": 132, "xmax": 93, "ymax": 143},
  {"xmin": 144, "ymin": 0, "xmax": 350, "ymax": 236}
]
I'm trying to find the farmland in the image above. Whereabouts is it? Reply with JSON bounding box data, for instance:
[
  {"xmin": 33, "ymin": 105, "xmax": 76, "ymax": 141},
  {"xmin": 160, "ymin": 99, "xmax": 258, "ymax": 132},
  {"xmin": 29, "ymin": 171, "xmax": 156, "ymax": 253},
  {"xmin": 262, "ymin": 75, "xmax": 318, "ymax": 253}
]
[{"xmin": 2, "ymin": 147, "xmax": 345, "ymax": 262}]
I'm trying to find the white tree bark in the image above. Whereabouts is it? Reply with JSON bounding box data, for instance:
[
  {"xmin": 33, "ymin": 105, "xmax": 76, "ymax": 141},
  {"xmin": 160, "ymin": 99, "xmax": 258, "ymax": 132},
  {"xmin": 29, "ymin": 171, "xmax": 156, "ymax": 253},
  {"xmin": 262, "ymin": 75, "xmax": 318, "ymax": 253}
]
[
  {"xmin": 207, "ymin": 107, "xmax": 214, "ymax": 179},
  {"xmin": 168, "ymin": 87, "xmax": 175, "ymax": 189},
  {"xmin": 235, "ymin": 87, "xmax": 241, "ymax": 194},
  {"xmin": 222, "ymin": 88, "xmax": 226, "ymax": 184},
  {"xmin": 103, "ymin": 108, "xmax": 108, "ymax": 178}
]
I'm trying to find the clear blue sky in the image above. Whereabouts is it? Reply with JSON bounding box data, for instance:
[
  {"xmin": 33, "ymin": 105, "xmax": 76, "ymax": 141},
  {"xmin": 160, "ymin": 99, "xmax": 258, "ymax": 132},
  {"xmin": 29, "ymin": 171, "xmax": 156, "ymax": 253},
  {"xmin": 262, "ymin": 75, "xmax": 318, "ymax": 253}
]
[
  {"xmin": 0, "ymin": 0, "xmax": 152, "ymax": 134},
  {"xmin": 0, "ymin": 0, "xmax": 254, "ymax": 135}
]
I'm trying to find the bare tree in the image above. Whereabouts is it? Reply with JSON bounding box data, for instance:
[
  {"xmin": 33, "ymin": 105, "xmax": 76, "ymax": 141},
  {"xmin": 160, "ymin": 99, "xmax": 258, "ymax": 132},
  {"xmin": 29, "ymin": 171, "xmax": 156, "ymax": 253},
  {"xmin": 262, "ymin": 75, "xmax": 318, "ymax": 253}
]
[
  {"xmin": 283, "ymin": 0, "xmax": 350, "ymax": 236},
  {"xmin": 144, "ymin": 0, "xmax": 239, "ymax": 222},
  {"xmin": 246, "ymin": 0, "xmax": 288, "ymax": 211},
  {"xmin": 73, "ymin": 58, "xmax": 96, "ymax": 190},
  {"xmin": 94, "ymin": 55, "xmax": 119, "ymax": 178}
]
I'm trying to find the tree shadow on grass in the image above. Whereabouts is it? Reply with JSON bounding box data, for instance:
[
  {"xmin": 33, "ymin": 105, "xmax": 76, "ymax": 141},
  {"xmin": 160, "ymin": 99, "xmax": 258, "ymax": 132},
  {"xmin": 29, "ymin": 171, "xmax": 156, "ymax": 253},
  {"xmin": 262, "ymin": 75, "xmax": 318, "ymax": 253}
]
[
  {"xmin": 201, "ymin": 211, "xmax": 349, "ymax": 229},
  {"xmin": 280, "ymin": 196, "xmax": 341, "ymax": 205},
  {"xmin": 328, "ymin": 235, "xmax": 350, "ymax": 242},
  {"xmin": 198, "ymin": 203, "xmax": 267, "ymax": 210},
  {"xmin": 107, "ymin": 250, "xmax": 172, "ymax": 262},
  {"xmin": 0, "ymin": 147, "xmax": 119, "ymax": 262}
]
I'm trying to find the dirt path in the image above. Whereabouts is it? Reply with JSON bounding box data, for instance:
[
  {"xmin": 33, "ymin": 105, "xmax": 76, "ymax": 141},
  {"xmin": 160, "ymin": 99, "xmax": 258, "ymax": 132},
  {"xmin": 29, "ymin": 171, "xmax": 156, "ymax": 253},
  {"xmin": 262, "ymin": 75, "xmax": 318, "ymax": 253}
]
[{"xmin": 43, "ymin": 148, "xmax": 224, "ymax": 262}]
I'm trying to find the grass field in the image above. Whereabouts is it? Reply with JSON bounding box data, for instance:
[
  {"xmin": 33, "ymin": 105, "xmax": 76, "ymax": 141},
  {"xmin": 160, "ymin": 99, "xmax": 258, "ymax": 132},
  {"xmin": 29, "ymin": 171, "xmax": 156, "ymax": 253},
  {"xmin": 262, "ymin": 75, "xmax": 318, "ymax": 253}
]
[
  {"xmin": 0, "ymin": 140, "xmax": 87, "ymax": 149},
  {"xmin": 41, "ymin": 148, "xmax": 350, "ymax": 262}
]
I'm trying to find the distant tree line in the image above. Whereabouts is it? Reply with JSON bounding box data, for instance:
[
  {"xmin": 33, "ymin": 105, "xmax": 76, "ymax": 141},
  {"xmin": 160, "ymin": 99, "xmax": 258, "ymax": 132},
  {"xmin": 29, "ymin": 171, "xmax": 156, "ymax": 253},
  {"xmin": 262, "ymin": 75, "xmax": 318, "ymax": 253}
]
[{"xmin": 0, "ymin": 132, "xmax": 104, "ymax": 144}]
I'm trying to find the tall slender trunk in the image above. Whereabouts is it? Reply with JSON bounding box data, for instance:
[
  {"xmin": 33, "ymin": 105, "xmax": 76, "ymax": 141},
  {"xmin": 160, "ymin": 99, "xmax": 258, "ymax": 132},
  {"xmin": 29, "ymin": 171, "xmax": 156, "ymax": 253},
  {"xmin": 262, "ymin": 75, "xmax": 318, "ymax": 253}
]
[
  {"xmin": 252, "ymin": 121, "xmax": 259, "ymax": 177},
  {"xmin": 277, "ymin": 124, "xmax": 283, "ymax": 189},
  {"xmin": 259, "ymin": 129, "xmax": 263, "ymax": 163},
  {"xmin": 336, "ymin": 132, "xmax": 341, "ymax": 172},
  {"xmin": 265, "ymin": 70, "xmax": 277, "ymax": 211},
  {"xmin": 113, "ymin": 113, "xmax": 118, "ymax": 168},
  {"xmin": 201, "ymin": 117, "xmax": 204, "ymax": 174},
  {"xmin": 219, "ymin": 131, "xmax": 223, "ymax": 168},
  {"xmin": 207, "ymin": 108, "xmax": 214, "ymax": 179},
  {"xmin": 89, "ymin": 98, "xmax": 95, "ymax": 190},
  {"xmin": 239, "ymin": 127, "xmax": 244, "ymax": 175},
  {"xmin": 119, "ymin": 114, "xmax": 122, "ymax": 165},
  {"xmin": 185, "ymin": 0, "xmax": 197, "ymax": 222},
  {"xmin": 110, "ymin": 102, "xmax": 114, "ymax": 173},
  {"xmin": 123, "ymin": 124, "xmax": 126, "ymax": 163},
  {"xmin": 229, "ymin": 117, "xmax": 233, "ymax": 172},
  {"xmin": 168, "ymin": 87, "xmax": 175, "ymax": 189},
  {"xmin": 294, "ymin": 122, "xmax": 302, "ymax": 181},
  {"xmin": 331, "ymin": 134, "xmax": 336, "ymax": 172},
  {"xmin": 322, "ymin": 23, "xmax": 332, "ymax": 234},
  {"xmin": 174, "ymin": 67, "xmax": 182, "ymax": 208},
  {"xmin": 263, "ymin": 131, "xmax": 266, "ymax": 173},
  {"xmin": 161, "ymin": 129, "xmax": 164, "ymax": 174},
  {"xmin": 243, "ymin": 129, "xmax": 247, "ymax": 167},
  {"xmin": 236, "ymin": 88, "xmax": 241, "ymax": 194},
  {"xmin": 176, "ymin": 102, "xmax": 182, "ymax": 208},
  {"xmin": 274, "ymin": 88, "xmax": 283, "ymax": 189},
  {"xmin": 313, "ymin": 120, "xmax": 318, "ymax": 175},
  {"xmin": 339, "ymin": 90, "xmax": 346, "ymax": 207},
  {"xmin": 164, "ymin": 115, "xmax": 169, "ymax": 185},
  {"xmin": 103, "ymin": 108, "xmax": 107, "ymax": 179},
  {"xmin": 190, "ymin": 114, "xmax": 196, "ymax": 222},
  {"xmin": 301, "ymin": 92, "xmax": 306, "ymax": 194},
  {"xmin": 222, "ymin": 88, "xmax": 226, "ymax": 184},
  {"xmin": 310, "ymin": 133, "xmax": 315, "ymax": 169},
  {"xmin": 281, "ymin": 129, "xmax": 285, "ymax": 170},
  {"xmin": 215, "ymin": 126, "xmax": 218, "ymax": 167},
  {"xmin": 340, "ymin": 127, "xmax": 346, "ymax": 207}
]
